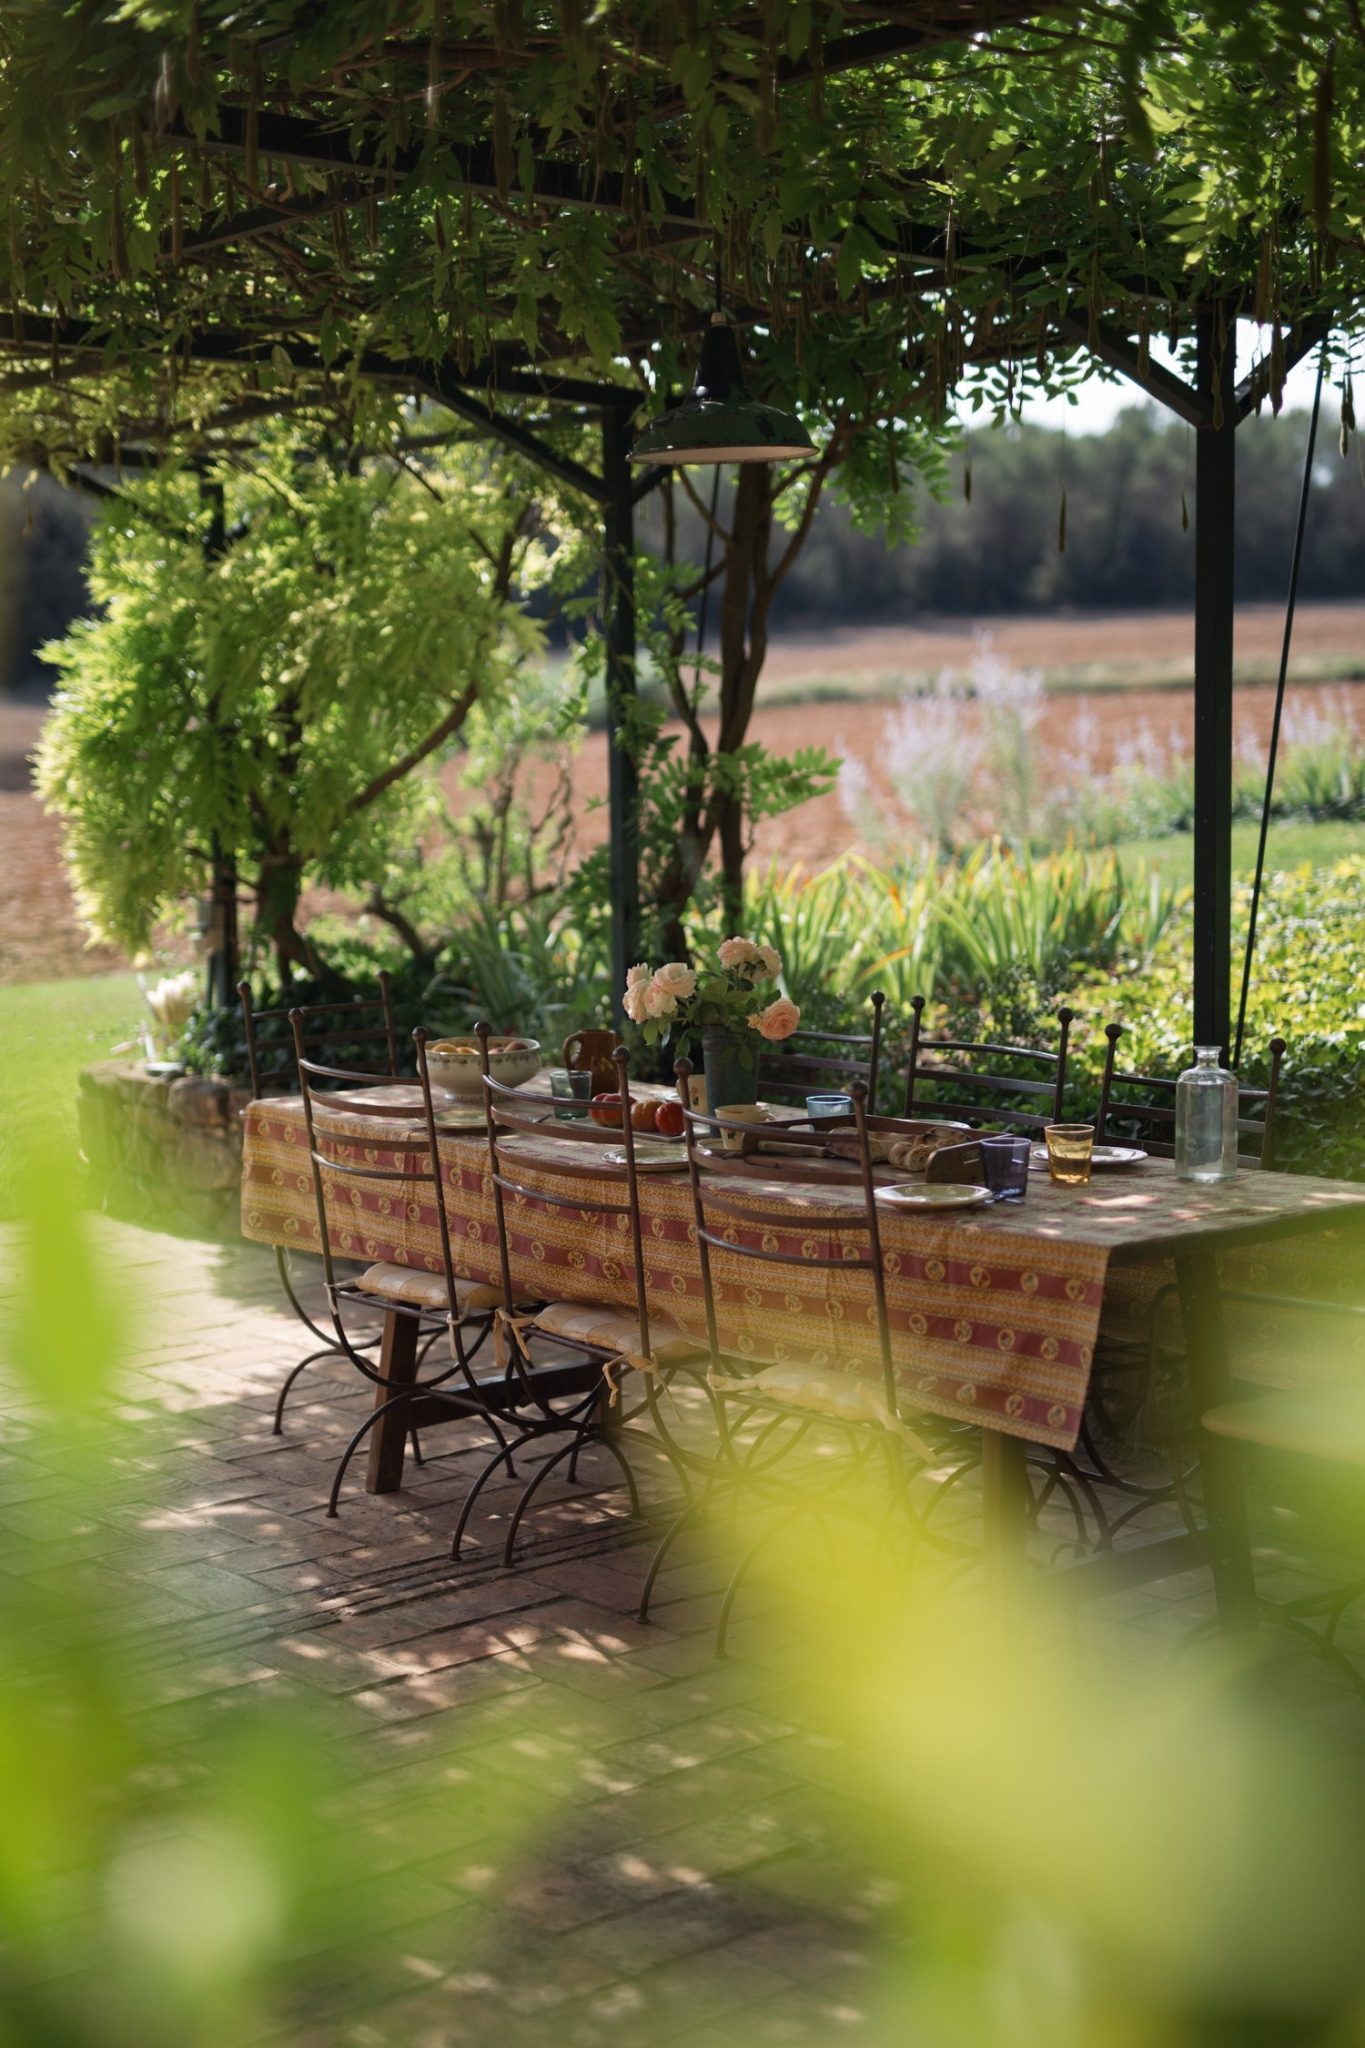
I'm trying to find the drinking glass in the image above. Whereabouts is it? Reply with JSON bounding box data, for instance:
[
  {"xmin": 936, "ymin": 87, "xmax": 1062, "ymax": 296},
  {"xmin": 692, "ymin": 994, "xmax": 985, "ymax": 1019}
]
[
  {"xmin": 980, "ymin": 1134, "xmax": 1030, "ymax": 1200},
  {"xmin": 1044, "ymin": 1124, "xmax": 1095, "ymax": 1186},
  {"xmin": 806, "ymin": 1091, "xmax": 853, "ymax": 1124},
  {"xmin": 549, "ymin": 1067, "xmax": 593, "ymax": 1119}
]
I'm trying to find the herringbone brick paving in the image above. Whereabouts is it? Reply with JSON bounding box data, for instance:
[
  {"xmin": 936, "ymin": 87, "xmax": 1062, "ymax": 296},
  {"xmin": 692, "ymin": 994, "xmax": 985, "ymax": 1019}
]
[{"xmin": 5, "ymin": 1217, "xmax": 1365, "ymax": 2044}]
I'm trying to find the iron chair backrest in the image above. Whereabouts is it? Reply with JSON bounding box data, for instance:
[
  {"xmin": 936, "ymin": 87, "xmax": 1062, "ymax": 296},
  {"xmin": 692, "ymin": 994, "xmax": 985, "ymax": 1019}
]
[
  {"xmin": 291, "ymin": 1018, "xmax": 459, "ymax": 1322},
  {"xmin": 477, "ymin": 1021, "xmax": 658, "ymax": 1366},
  {"xmin": 901, "ymin": 994, "xmax": 1074, "ymax": 1136},
  {"xmin": 240, "ymin": 974, "xmax": 398, "ymax": 1098},
  {"xmin": 673, "ymin": 1061, "xmax": 899, "ymax": 1424},
  {"xmin": 1097, "ymin": 1025, "xmax": 1287, "ymax": 1166},
  {"xmin": 757, "ymin": 990, "xmax": 887, "ymax": 1108}
]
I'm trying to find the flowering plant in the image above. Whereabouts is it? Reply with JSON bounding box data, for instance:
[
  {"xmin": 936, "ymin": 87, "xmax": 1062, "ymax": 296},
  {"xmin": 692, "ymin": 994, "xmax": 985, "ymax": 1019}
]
[{"xmin": 623, "ymin": 937, "xmax": 800, "ymax": 1056}]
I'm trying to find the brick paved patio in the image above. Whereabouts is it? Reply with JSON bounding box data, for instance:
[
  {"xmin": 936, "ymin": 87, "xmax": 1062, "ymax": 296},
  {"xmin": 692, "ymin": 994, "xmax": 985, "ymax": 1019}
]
[{"xmin": 4, "ymin": 1218, "xmax": 1364, "ymax": 2045}]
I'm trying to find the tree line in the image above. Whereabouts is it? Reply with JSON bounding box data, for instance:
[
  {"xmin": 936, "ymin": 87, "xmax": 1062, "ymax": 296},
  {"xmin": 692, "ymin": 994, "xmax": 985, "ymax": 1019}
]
[{"xmin": 649, "ymin": 401, "xmax": 1363, "ymax": 624}]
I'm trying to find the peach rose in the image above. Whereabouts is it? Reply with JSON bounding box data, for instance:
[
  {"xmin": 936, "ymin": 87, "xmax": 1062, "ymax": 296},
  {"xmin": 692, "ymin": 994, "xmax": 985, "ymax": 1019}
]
[
  {"xmin": 748, "ymin": 996, "xmax": 801, "ymax": 1041},
  {"xmin": 717, "ymin": 936, "xmax": 761, "ymax": 972},
  {"xmin": 756, "ymin": 944, "xmax": 782, "ymax": 981},
  {"xmin": 626, "ymin": 962, "xmax": 651, "ymax": 989},
  {"xmin": 623, "ymin": 981, "xmax": 649, "ymax": 1024},
  {"xmin": 642, "ymin": 977, "xmax": 678, "ymax": 1020},
  {"xmin": 653, "ymin": 961, "xmax": 697, "ymax": 1000}
]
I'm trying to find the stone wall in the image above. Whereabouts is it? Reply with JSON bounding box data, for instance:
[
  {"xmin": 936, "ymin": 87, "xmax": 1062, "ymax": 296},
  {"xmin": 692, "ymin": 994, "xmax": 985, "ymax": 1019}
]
[{"xmin": 79, "ymin": 1061, "xmax": 252, "ymax": 1238}]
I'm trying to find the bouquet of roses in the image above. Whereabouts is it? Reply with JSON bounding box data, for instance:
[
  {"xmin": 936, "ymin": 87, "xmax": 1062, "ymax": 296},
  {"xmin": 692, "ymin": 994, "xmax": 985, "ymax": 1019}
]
[{"xmin": 623, "ymin": 936, "xmax": 800, "ymax": 1055}]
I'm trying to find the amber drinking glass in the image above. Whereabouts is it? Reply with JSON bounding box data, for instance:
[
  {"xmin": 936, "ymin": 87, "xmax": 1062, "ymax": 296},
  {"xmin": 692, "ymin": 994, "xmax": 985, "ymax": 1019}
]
[{"xmin": 1044, "ymin": 1124, "xmax": 1095, "ymax": 1186}]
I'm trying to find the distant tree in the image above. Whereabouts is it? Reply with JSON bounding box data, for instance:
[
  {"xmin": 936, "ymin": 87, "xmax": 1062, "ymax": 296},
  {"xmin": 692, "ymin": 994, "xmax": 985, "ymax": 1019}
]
[{"xmin": 750, "ymin": 404, "xmax": 1364, "ymax": 622}]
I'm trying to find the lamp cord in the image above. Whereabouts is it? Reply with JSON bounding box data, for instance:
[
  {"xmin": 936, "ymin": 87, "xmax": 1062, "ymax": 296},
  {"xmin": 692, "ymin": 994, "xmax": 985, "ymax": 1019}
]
[{"xmin": 1231, "ymin": 344, "xmax": 1326, "ymax": 1069}]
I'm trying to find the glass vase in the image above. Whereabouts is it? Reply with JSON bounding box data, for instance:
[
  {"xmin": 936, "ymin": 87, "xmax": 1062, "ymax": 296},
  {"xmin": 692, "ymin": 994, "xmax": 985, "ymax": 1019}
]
[
  {"xmin": 701, "ymin": 1025, "xmax": 761, "ymax": 1117},
  {"xmin": 1174, "ymin": 1046, "xmax": 1239, "ymax": 1182}
]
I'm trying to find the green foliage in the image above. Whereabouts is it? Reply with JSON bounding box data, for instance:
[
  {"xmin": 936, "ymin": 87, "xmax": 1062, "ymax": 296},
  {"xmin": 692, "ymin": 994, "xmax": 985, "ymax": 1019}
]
[
  {"xmin": 1065, "ymin": 858, "xmax": 1365, "ymax": 1178},
  {"xmin": 745, "ymin": 845, "xmax": 1182, "ymax": 1017},
  {"xmin": 36, "ymin": 435, "xmax": 545, "ymax": 978}
]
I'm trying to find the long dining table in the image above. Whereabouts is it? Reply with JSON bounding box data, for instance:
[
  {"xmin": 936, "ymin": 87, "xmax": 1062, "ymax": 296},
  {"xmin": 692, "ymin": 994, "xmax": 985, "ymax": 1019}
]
[{"xmin": 240, "ymin": 1082, "xmax": 1365, "ymax": 1580}]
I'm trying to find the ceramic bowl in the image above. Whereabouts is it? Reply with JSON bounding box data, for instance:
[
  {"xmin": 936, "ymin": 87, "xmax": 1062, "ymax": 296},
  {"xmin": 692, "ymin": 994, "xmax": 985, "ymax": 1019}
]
[{"xmin": 425, "ymin": 1036, "xmax": 541, "ymax": 1098}]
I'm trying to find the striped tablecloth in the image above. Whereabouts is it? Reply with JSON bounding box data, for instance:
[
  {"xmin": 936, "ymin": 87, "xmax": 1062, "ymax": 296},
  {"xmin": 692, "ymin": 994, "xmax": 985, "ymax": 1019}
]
[{"xmin": 240, "ymin": 1094, "xmax": 1365, "ymax": 1453}]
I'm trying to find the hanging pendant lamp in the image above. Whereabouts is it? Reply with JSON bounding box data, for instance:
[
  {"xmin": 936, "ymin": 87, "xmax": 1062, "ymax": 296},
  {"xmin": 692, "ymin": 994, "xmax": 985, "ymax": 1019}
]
[{"xmin": 630, "ymin": 310, "xmax": 816, "ymax": 465}]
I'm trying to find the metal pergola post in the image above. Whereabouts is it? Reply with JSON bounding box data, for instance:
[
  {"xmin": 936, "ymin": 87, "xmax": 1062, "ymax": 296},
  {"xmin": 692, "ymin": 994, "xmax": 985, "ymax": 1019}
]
[
  {"xmin": 601, "ymin": 410, "xmax": 640, "ymax": 1023},
  {"xmin": 1192, "ymin": 307, "xmax": 1236, "ymax": 1054}
]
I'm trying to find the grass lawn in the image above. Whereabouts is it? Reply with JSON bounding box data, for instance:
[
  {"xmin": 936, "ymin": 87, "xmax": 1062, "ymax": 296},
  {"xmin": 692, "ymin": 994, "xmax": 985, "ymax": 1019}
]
[
  {"xmin": 0, "ymin": 972, "xmax": 143, "ymax": 1215},
  {"xmin": 1115, "ymin": 816, "xmax": 1365, "ymax": 885}
]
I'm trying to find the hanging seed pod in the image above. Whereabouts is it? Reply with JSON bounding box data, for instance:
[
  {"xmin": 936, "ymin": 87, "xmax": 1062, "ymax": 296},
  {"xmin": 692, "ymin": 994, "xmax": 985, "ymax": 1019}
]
[
  {"xmin": 185, "ymin": 2, "xmax": 201, "ymax": 84},
  {"xmin": 8, "ymin": 202, "xmax": 24, "ymax": 296},
  {"xmin": 1254, "ymin": 231, "xmax": 1272, "ymax": 326},
  {"xmin": 492, "ymin": 87, "xmax": 512, "ymax": 200},
  {"xmin": 129, "ymin": 115, "xmax": 148, "ymax": 199},
  {"xmin": 1057, "ymin": 484, "xmax": 1067, "ymax": 554},
  {"xmin": 1181, "ymin": 492, "xmax": 1189, "ymax": 533},
  {"xmin": 153, "ymin": 46, "xmax": 176, "ymax": 132},
  {"xmin": 433, "ymin": 200, "xmax": 447, "ymax": 255},
  {"xmin": 963, "ymin": 452, "xmax": 972, "ymax": 502},
  {"xmin": 1313, "ymin": 49, "xmax": 1334, "ymax": 236},
  {"xmin": 1269, "ymin": 321, "xmax": 1285, "ymax": 415},
  {"xmin": 427, "ymin": 0, "xmax": 442, "ymax": 131},
  {"xmin": 108, "ymin": 123, "xmax": 128, "ymax": 280},
  {"xmin": 170, "ymin": 158, "xmax": 183, "ymax": 262},
  {"xmin": 1340, "ymin": 372, "xmax": 1354, "ymax": 456}
]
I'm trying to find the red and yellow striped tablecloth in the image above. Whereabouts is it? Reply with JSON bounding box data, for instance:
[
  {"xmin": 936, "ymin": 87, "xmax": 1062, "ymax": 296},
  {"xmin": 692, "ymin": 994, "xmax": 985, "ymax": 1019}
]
[{"xmin": 242, "ymin": 1096, "xmax": 1114, "ymax": 1451}]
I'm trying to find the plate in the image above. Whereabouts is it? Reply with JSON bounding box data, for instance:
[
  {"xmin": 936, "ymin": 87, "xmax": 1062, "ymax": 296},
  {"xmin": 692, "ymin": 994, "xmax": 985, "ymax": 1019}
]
[
  {"xmin": 876, "ymin": 1182, "xmax": 993, "ymax": 1209},
  {"xmin": 1030, "ymin": 1144, "xmax": 1148, "ymax": 1170},
  {"xmin": 600, "ymin": 1143, "xmax": 687, "ymax": 1173}
]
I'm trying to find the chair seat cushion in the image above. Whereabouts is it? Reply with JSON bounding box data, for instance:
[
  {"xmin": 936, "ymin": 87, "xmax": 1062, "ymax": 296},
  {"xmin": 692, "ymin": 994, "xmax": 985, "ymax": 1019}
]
[
  {"xmin": 721, "ymin": 1363, "xmax": 931, "ymax": 1455},
  {"xmin": 355, "ymin": 1262, "xmax": 509, "ymax": 1315},
  {"xmin": 531, "ymin": 1299, "xmax": 701, "ymax": 1364},
  {"xmin": 1204, "ymin": 1385, "xmax": 1365, "ymax": 1466}
]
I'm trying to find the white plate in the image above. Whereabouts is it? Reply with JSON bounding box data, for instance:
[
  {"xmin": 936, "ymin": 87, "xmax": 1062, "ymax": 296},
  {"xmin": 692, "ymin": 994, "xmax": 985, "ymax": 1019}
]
[
  {"xmin": 600, "ymin": 1143, "xmax": 687, "ymax": 1173},
  {"xmin": 876, "ymin": 1182, "xmax": 993, "ymax": 1209},
  {"xmin": 1030, "ymin": 1144, "xmax": 1148, "ymax": 1170}
]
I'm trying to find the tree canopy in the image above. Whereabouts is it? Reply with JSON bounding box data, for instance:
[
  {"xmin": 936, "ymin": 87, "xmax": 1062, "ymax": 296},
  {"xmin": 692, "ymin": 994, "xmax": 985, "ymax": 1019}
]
[{"xmin": 0, "ymin": 1, "xmax": 1362, "ymax": 480}]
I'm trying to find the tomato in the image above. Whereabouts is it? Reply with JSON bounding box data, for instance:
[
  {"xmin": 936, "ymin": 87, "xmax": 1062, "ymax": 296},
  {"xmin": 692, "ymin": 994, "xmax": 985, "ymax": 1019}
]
[
  {"xmin": 630, "ymin": 1099, "xmax": 658, "ymax": 1133},
  {"xmin": 653, "ymin": 1100, "xmax": 685, "ymax": 1140},
  {"xmin": 589, "ymin": 1092, "xmax": 624, "ymax": 1128}
]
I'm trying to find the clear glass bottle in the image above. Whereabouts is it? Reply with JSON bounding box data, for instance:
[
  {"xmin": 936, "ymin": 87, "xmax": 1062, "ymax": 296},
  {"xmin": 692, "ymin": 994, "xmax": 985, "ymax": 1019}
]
[{"xmin": 1174, "ymin": 1046, "xmax": 1239, "ymax": 1182}]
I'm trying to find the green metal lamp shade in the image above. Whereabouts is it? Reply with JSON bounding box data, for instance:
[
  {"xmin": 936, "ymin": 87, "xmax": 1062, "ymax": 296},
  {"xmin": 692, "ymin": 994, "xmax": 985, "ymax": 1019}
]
[{"xmin": 630, "ymin": 314, "xmax": 816, "ymax": 465}]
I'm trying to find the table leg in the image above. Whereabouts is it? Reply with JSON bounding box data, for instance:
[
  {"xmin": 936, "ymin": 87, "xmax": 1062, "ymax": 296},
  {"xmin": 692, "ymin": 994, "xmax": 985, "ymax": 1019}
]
[
  {"xmin": 1175, "ymin": 1250, "xmax": 1256, "ymax": 1622},
  {"xmin": 981, "ymin": 1428, "xmax": 1030, "ymax": 1593},
  {"xmin": 365, "ymin": 1310, "xmax": 420, "ymax": 1495}
]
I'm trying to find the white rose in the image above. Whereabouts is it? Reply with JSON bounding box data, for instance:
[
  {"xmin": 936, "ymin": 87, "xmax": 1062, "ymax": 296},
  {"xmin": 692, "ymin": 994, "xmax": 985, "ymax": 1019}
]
[
  {"xmin": 623, "ymin": 982, "xmax": 649, "ymax": 1023},
  {"xmin": 626, "ymin": 962, "xmax": 651, "ymax": 989},
  {"xmin": 653, "ymin": 962, "xmax": 696, "ymax": 1000}
]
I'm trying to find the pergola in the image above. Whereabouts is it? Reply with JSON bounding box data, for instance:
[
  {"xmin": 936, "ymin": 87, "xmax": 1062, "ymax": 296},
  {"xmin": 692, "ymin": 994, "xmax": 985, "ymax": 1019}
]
[{"xmin": 2, "ymin": 1, "xmax": 1361, "ymax": 1044}]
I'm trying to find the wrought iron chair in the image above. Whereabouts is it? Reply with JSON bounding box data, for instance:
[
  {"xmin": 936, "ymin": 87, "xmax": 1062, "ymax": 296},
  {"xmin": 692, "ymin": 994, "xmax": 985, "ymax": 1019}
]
[
  {"xmin": 293, "ymin": 1020, "xmax": 577, "ymax": 1518},
  {"xmin": 639, "ymin": 1067, "xmax": 942, "ymax": 1652},
  {"xmin": 239, "ymin": 976, "xmax": 399, "ymax": 1432},
  {"xmin": 1096, "ymin": 1024, "xmax": 1287, "ymax": 1165},
  {"xmin": 757, "ymin": 990, "xmax": 886, "ymax": 1108},
  {"xmin": 451, "ymin": 1027, "xmax": 707, "ymax": 1567},
  {"xmin": 901, "ymin": 996, "xmax": 1075, "ymax": 1136}
]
